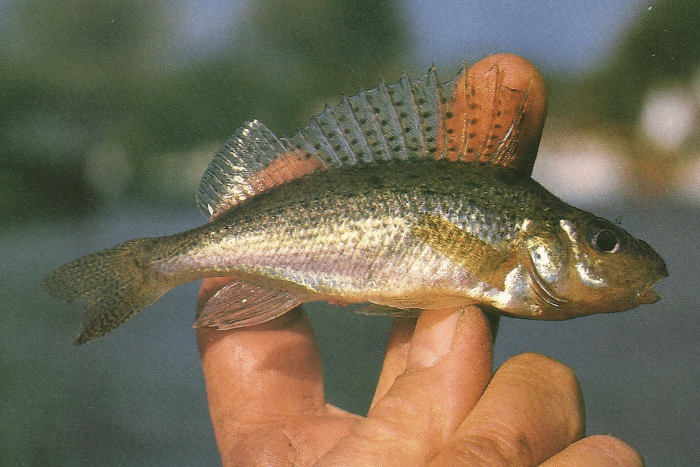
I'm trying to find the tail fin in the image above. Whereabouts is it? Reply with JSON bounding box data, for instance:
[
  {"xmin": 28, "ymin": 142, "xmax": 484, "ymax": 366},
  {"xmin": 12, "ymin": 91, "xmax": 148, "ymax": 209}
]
[{"xmin": 41, "ymin": 238, "xmax": 167, "ymax": 345}]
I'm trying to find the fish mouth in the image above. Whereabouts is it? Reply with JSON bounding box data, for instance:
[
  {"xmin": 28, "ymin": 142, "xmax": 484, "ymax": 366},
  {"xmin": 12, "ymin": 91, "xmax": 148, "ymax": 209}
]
[
  {"xmin": 634, "ymin": 239, "xmax": 667, "ymax": 305},
  {"xmin": 635, "ymin": 282, "xmax": 662, "ymax": 305}
]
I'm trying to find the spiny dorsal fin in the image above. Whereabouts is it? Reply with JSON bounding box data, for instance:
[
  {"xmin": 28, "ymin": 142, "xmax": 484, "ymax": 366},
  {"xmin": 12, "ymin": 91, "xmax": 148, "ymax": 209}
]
[{"xmin": 196, "ymin": 64, "xmax": 530, "ymax": 219}]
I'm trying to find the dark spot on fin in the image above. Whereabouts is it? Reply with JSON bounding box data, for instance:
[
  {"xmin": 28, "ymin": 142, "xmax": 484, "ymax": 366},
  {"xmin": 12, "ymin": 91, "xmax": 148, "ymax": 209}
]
[
  {"xmin": 194, "ymin": 280, "xmax": 302, "ymax": 329},
  {"xmin": 413, "ymin": 214, "xmax": 515, "ymax": 283}
]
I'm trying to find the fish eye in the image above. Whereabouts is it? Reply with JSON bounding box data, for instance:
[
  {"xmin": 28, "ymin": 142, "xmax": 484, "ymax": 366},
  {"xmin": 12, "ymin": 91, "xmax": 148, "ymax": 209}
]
[{"xmin": 586, "ymin": 220, "xmax": 625, "ymax": 253}]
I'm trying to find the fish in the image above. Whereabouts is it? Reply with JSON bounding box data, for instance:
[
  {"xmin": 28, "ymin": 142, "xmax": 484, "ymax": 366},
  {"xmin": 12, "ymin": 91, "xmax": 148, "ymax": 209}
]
[{"xmin": 42, "ymin": 61, "xmax": 668, "ymax": 345}]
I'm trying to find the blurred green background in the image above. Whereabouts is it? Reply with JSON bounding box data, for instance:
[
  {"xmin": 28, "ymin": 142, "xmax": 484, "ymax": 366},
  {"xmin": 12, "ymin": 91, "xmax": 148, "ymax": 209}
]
[
  {"xmin": 2, "ymin": 0, "xmax": 698, "ymax": 465},
  {"xmin": 4, "ymin": 0, "xmax": 700, "ymax": 221}
]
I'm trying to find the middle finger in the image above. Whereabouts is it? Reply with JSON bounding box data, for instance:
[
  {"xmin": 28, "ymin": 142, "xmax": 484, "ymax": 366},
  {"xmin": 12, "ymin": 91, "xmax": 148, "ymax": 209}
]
[{"xmin": 429, "ymin": 352, "xmax": 585, "ymax": 466}]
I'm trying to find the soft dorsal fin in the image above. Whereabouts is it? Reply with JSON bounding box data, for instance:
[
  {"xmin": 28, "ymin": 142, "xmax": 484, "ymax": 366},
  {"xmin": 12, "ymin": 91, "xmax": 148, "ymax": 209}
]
[{"xmin": 196, "ymin": 64, "xmax": 531, "ymax": 219}]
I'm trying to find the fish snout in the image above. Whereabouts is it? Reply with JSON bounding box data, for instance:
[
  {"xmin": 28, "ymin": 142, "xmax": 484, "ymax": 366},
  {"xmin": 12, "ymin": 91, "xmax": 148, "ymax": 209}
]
[
  {"xmin": 636, "ymin": 239, "xmax": 668, "ymax": 279},
  {"xmin": 630, "ymin": 238, "xmax": 667, "ymax": 307}
]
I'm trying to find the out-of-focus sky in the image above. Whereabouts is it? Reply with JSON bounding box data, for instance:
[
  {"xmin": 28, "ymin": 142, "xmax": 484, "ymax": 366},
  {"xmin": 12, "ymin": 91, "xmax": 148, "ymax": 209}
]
[
  {"xmin": 174, "ymin": 0, "xmax": 650, "ymax": 71},
  {"xmin": 405, "ymin": 0, "xmax": 649, "ymax": 70}
]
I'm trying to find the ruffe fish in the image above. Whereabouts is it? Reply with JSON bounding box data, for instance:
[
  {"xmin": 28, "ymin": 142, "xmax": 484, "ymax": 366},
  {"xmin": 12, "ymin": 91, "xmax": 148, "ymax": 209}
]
[{"xmin": 42, "ymin": 59, "xmax": 668, "ymax": 345}]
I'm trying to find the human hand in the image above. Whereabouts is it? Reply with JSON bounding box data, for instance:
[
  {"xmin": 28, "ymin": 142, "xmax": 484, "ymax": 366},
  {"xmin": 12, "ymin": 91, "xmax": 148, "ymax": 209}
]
[{"xmin": 196, "ymin": 54, "xmax": 644, "ymax": 466}]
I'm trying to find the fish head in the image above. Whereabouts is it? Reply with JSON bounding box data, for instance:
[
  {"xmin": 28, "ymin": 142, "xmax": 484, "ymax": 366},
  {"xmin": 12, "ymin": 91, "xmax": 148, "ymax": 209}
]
[{"xmin": 520, "ymin": 215, "xmax": 667, "ymax": 319}]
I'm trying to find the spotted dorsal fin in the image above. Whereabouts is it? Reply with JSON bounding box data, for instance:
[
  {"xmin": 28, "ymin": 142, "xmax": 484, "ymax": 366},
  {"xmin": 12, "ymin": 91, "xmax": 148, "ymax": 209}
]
[{"xmin": 196, "ymin": 63, "xmax": 532, "ymax": 219}]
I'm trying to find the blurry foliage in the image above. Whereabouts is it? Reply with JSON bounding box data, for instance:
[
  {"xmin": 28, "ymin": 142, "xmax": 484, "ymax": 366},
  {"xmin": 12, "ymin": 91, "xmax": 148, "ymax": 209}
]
[
  {"xmin": 1, "ymin": 0, "xmax": 410, "ymax": 222},
  {"xmin": 562, "ymin": 0, "xmax": 700, "ymax": 127},
  {"xmin": 249, "ymin": 0, "xmax": 408, "ymax": 86},
  {"xmin": 3, "ymin": 0, "xmax": 699, "ymax": 222}
]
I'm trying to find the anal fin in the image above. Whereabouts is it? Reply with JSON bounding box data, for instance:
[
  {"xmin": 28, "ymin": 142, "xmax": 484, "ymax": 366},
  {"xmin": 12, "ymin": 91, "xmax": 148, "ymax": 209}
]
[{"xmin": 194, "ymin": 280, "xmax": 302, "ymax": 330}]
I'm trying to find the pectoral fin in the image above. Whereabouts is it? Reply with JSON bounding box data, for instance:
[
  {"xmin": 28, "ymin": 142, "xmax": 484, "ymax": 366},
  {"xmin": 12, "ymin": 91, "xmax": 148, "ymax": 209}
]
[
  {"xmin": 413, "ymin": 214, "xmax": 516, "ymax": 284},
  {"xmin": 194, "ymin": 280, "xmax": 302, "ymax": 329}
]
